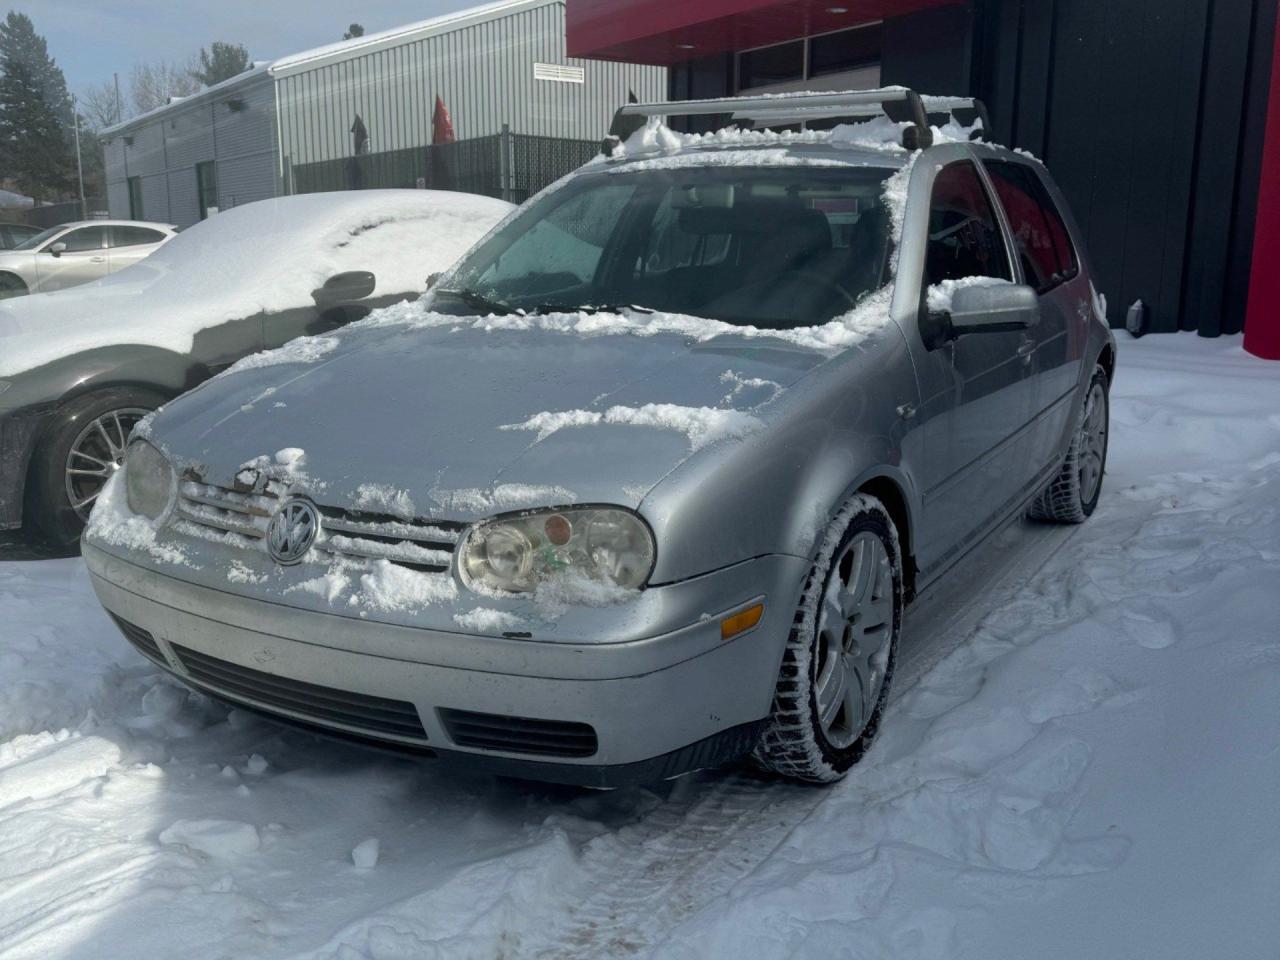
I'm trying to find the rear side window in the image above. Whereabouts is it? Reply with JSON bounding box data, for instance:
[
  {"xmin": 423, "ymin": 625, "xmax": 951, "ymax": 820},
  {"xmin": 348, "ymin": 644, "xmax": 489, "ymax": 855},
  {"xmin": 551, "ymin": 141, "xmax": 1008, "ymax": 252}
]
[
  {"xmin": 984, "ymin": 160, "xmax": 1078, "ymax": 292},
  {"xmin": 111, "ymin": 226, "xmax": 166, "ymax": 247},
  {"xmin": 925, "ymin": 161, "xmax": 1012, "ymax": 286}
]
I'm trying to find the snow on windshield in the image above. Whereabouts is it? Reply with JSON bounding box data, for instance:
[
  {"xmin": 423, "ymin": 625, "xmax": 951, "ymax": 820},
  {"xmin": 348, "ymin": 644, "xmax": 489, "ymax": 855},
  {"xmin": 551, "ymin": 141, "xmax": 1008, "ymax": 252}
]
[{"xmin": 0, "ymin": 189, "xmax": 512, "ymax": 378}]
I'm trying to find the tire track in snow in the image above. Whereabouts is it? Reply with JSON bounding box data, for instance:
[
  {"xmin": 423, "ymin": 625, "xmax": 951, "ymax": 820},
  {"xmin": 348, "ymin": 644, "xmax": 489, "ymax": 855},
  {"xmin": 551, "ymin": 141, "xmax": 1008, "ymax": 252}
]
[{"xmin": 532, "ymin": 518, "xmax": 1083, "ymax": 959}]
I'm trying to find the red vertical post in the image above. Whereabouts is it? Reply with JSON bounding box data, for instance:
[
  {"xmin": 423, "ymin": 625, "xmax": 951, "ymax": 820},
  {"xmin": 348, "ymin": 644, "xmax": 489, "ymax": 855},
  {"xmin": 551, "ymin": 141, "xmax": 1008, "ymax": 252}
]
[{"xmin": 1244, "ymin": 7, "xmax": 1280, "ymax": 360}]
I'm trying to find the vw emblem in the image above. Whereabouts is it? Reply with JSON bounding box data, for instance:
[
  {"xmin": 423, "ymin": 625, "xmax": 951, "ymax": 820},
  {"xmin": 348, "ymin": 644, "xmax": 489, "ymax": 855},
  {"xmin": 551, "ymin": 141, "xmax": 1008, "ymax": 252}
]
[{"xmin": 267, "ymin": 499, "xmax": 319, "ymax": 565}]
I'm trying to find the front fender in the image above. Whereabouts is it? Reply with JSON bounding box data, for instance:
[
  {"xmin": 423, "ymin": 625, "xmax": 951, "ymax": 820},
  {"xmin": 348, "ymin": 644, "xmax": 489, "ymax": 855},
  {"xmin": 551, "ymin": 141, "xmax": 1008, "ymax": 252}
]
[{"xmin": 641, "ymin": 323, "xmax": 921, "ymax": 585}]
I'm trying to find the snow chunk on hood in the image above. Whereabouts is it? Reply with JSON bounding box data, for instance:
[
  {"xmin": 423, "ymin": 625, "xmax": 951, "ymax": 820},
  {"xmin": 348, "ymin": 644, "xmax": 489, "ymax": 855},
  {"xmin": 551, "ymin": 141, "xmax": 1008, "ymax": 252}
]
[{"xmin": 502, "ymin": 403, "xmax": 763, "ymax": 452}]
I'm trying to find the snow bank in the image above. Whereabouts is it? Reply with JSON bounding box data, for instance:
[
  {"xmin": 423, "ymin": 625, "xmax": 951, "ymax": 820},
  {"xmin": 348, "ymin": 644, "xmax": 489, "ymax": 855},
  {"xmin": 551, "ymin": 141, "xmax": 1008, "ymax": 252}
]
[{"xmin": 0, "ymin": 189, "xmax": 512, "ymax": 378}]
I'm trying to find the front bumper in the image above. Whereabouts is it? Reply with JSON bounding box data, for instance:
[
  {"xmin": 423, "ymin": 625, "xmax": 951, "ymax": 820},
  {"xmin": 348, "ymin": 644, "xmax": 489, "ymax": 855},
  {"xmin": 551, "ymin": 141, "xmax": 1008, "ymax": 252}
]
[{"xmin": 84, "ymin": 541, "xmax": 807, "ymax": 786}]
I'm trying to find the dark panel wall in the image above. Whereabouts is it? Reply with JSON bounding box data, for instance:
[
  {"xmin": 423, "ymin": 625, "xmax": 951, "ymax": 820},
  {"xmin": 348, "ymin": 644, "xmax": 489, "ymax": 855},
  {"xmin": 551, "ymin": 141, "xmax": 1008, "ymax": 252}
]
[
  {"xmin": 881, "ymin": 4, "xmax": 974, "ymax": 94},
  {"xmin": 970, "ymin": 0, "xmax": 1275, "ymax": 334}
]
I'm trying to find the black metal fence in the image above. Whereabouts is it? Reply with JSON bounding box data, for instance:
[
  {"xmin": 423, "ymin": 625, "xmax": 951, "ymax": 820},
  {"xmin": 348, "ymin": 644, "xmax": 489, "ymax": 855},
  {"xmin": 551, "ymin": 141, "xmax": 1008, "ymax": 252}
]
[
  {"xmin": 289, "ymin": 128, "xmax": 600, "ymax": 204},
  {"xmin": 13, "ymin": 198, "xmax": 107, "ymax": 228}
]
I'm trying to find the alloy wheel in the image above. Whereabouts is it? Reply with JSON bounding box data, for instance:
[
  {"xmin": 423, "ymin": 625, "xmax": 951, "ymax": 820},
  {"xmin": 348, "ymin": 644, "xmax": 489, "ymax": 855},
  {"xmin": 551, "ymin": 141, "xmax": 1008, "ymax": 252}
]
[
  {"xmin": 813, "ymin": 531, "xmax": 894, "ymax": 749},
  {"xmin": 1078, "ymin": 381, "xmax": 1108, "ymax": 504},
  {"xmin": 64, "ymin": 408, "xmax": 149, "ymax": 520}
]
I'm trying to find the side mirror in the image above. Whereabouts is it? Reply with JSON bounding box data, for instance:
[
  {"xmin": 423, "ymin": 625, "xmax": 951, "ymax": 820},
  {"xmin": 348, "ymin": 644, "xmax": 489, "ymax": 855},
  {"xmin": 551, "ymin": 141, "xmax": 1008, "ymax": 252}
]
[
  {"xmin": 49, "ymin": 241, "xmax": 67, "ymax": 257},
  {"xmin": 312, "ymin": 270, "xmax": 376, "ymax": 306},
  {"xmin": 945, "ymin": 283, "xmax": 1039, "ymax": 336},
  {"xmin": 425, "ymin": 272, "xmax": 442, "ymax": 289}
]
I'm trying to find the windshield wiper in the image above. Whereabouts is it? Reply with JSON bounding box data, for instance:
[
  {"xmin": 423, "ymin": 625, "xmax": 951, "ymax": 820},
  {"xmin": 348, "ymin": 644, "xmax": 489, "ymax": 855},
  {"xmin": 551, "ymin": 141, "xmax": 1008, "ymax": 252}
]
[
  {"xmin": 435, "ymin": 287, "xmax": 514, "ymax": 316},
  {"xmin": 530, "ymin": 302, "xmax": 655, "ymax": 316}
]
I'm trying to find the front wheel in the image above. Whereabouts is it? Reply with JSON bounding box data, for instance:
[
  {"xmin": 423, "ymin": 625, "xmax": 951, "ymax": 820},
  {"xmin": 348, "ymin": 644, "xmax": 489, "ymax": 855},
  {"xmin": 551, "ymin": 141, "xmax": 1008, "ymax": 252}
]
[
  {"xmin": 753, "ymin": 494, "xmax": 903, "ymax": 783},
  {"xmin": 1029, "ymin": 364, "xmax": 1110, "ymax": 524},
  {"xmin": 0, "ymin": 272, "xmax": 28, "ymax": 299},
  {"xmin": 26, "ymin": 388, "xmax": 166, "ymax": 546}
]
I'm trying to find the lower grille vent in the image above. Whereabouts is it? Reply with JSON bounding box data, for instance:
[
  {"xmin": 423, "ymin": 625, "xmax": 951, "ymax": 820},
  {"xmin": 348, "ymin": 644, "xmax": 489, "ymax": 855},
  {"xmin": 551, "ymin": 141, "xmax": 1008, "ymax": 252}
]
[
  {"xmin": 109, "ymin": 614, "xmax": 166, "ymax": 665},
  {"xmin": 170, "ymin": 644, "xmax": 427, "ymax": 742},
  {"xmin": 440, "ymin": 708, "xmax": 598, "ymax": 758}
]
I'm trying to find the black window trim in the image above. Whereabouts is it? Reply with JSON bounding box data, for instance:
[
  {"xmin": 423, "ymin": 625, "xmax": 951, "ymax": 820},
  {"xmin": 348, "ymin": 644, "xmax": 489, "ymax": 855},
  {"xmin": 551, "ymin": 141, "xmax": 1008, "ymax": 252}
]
[{"xmin": 982, "ymin": 157, "xmax": 1080, "ymax": 296}]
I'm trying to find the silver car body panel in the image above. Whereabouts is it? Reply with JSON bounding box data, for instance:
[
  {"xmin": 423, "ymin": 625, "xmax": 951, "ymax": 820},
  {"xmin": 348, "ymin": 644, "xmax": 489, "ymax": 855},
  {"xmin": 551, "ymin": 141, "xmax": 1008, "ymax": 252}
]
[{"xmin": 84, "ymin": 133, "xmax": 1116, "ymax": 781}]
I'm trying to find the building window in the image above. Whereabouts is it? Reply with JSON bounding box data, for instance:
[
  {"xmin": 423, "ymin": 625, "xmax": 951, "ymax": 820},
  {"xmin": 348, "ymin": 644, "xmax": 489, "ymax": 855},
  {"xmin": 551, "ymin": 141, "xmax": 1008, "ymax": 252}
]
[
  {"xmin": 127, "ymin": 177, "xmax": 143, "ymax": 220},
  {"xmin": 809, "ymin": 23, "xmax": 881, "ymax": 77},
  {"xmin": 736, "ymin": 24, "xmax": 882, "ymax": 95},
  {"xmin": 197, "ymin": 161, "xmax": 218, "ymax": 219},
  {"xmin": 738, "ymin": 40, "xmax": 804, "ymax": 90}
]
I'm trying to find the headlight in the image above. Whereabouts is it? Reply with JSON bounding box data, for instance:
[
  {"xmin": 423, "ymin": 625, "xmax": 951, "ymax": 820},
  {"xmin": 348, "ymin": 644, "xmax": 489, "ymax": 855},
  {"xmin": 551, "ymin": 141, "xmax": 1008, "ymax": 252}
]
[
  {"xmin": 460, "ymin": 507, "xmax": 655, "ymax": 594},
  {"xmin": 125, "ymin": 440, "xmax": 176, "ymax": 521}
]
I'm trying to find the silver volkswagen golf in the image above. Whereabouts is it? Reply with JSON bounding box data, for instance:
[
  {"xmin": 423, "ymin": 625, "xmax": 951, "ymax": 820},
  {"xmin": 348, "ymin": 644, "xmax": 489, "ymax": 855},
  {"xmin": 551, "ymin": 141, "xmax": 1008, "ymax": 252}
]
[{"xmin": 83, "ymin": 90, "xmax": 1115, "ymax": 786}]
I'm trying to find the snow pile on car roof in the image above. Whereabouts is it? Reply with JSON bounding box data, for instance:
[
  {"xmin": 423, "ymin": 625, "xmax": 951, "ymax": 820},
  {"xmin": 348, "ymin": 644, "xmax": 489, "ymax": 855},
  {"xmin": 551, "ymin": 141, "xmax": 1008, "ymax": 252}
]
[
  {"xmin": 0, "ymin": 189, "xmax": 512, "ymax": 378},
  {"xmin": 602, "ymin": 113, "xmax": 983, "ymax": 166}
]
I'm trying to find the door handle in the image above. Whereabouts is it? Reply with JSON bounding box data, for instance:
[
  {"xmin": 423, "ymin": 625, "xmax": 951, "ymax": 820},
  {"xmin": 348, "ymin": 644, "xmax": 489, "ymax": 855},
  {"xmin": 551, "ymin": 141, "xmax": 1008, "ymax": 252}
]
[{"xmin": 90, "ymin": 256, "xmax": 106, "ymax": 263}]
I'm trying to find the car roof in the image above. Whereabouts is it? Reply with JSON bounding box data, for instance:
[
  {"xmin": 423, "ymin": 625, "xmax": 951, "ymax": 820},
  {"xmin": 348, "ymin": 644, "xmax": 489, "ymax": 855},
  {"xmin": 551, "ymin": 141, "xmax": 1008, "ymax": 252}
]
[{"xmin": 49, "ymin": 220, "xmax": 176, "ymax": 230}]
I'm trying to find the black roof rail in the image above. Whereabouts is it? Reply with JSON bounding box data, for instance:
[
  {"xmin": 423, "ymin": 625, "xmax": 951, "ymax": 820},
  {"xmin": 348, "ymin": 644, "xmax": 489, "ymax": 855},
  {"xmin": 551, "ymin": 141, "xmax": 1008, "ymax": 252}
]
[
  {"xmin": 919, "ymin": 95, "xmax": 993, "ymax": 141},
  {"xmin": 605, "ymin": 87, "xmax": 936, "ymax": 153}
]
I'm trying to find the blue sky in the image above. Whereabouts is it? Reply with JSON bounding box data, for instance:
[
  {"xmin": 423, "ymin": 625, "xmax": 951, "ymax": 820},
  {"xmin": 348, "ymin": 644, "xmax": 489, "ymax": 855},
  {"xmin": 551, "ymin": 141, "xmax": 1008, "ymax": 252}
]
[{"xmin": 14, "ymin": 1, "xmax": 479, "ymax": 95}]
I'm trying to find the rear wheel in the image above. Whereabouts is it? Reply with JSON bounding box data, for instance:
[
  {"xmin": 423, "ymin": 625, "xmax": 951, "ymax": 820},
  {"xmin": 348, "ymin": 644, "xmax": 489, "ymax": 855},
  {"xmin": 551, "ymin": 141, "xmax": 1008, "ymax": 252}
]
[
  {"xmin": 753, "ymin": 494, "xmax": 902, "ymax": 783},
  {"xmin": 1029, "ymin": 364, "xmax": 1110, "ymax": 523},
  {"xmin": 27, "ymin": 388, "xmax": 165, "ymax": 546},
  {"xmin": 0, "ymin": 273, "xmax": 28, "ymax": 299}
]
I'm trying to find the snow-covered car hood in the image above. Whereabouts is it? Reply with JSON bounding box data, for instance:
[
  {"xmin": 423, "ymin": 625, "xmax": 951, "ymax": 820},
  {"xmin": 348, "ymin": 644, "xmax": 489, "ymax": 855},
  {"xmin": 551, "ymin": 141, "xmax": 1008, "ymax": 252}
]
[
  {"xmin": 146, "ymin": 318, "xmax": 829, "ymax": 518},
  {"xmin": 0, "ymin": 190, "xmax": 514, "ymax": 379}
]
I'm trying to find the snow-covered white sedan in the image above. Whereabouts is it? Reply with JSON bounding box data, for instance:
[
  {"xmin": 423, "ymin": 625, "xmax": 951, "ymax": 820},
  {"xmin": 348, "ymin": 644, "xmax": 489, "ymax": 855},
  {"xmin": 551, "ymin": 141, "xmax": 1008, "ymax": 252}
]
[
  {"xmin": 82, "ymin": 89, "xmax": 1114, "ymax": 787},
  {"xmin": 0, "ymin": 190, "xmax": 513, "ymax": 544}
]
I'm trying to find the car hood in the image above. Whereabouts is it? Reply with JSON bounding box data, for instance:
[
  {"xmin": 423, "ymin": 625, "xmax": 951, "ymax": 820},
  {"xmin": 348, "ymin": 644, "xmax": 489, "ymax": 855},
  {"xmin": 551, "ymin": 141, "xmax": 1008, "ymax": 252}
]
[{"xmin": 149, "ymin": 320, "xmax": 828, "ymax": 519}]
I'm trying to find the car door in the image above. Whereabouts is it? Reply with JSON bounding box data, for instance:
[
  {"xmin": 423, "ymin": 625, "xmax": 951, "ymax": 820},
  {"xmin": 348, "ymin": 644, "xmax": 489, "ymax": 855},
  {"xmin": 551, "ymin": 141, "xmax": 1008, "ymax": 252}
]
[
  {"xmin": 904, "ymin": 158, "xmax": 1040, "ymax": 577},
  {"xmin": 982, "ymin": 159, "xmax": 1088, "ymax": 474},
  {"xmin": 108, "ymin": 225, "xmax": 169, "ymax": 274},
  {"xmin": 34, "ymin": 225, "xmax": 109, "ymax": 291}
]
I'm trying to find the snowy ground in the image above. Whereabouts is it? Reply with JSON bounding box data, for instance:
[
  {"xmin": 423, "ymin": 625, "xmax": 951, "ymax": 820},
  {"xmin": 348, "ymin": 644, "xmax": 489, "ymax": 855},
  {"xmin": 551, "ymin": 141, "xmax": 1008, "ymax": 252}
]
[{"xmin": 0, "ymin": 332, "xmax": 1276, "ymax": 959}]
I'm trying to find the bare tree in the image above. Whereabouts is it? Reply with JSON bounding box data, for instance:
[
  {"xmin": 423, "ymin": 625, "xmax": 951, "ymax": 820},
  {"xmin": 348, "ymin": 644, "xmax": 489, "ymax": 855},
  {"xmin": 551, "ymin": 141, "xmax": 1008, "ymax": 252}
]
[
  {"xmin": 130, "ymin": 60, "xmax": 199, "ymax": 114},
  {"xmin": 80, "ymin": 78, "xmax": 123, "ymax": 129}
]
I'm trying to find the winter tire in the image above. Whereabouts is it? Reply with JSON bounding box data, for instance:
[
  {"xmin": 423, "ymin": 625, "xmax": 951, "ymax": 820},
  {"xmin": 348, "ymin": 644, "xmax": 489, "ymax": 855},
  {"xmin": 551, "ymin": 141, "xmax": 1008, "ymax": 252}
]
[
  {"xmin": 1029, "ymin": 364, "xmax": 1110, "ymax": 524},
  {"xmin": 26, "ymin": 387, "xmax": 166, "ymax": 546},
  {"xmin": 753, "ymin": 493, "xmax": 903, "ymax": 783}
]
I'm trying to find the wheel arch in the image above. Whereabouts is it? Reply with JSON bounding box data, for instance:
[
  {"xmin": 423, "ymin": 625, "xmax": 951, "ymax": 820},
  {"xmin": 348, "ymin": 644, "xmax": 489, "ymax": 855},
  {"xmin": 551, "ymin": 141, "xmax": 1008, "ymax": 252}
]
[
  {"xmin": 1096, "ymin": 341, "xmax": 1116, "ymax": 385},
  {"xmin": 856, "ymin": 473, "xmax": 918, "ymax": 602}
]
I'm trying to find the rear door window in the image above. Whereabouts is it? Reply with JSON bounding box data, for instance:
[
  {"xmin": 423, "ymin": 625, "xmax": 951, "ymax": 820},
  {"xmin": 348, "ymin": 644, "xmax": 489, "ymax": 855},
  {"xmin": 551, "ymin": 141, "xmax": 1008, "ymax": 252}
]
[
  {"xmin": 983, "ymin": 160, "xmax": 1078, "ymax": 292},
  {"xmin": 110, "ymin": 226, "xmax": 167, "ymax": 247},
  {"xmin": 924, "ymin": 161, "xmax": 1012, "ymax": 286}
]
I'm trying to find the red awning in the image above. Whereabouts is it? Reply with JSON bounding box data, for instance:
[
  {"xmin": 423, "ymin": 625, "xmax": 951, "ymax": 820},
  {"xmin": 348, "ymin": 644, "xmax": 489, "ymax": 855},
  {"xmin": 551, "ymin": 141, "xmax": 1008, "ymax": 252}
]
[{"xmin": 567, "ymin": 0, "xmax": 964, "ymax": 66}]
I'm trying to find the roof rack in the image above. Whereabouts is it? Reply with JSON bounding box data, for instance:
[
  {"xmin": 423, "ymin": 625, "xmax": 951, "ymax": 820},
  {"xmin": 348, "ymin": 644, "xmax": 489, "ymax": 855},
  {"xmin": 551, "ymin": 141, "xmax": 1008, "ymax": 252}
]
[
  {"xmin": 919, "ymin": 95, "xmax": 992, "ymax": 140},
  {"xmin": 605, "ymin": 88, "xmax": 992, "ymax": 154}
]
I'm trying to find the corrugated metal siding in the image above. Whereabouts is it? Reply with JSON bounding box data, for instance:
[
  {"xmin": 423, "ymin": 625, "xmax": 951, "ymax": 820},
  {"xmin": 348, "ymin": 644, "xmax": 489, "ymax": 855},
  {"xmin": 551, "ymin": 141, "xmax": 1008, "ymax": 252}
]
[
  {"xmin": 103, "ymin": 1, "xmax": 663, "ymax": 217},
  {"xmin": 102, "ymin": 73, "xmax": 279, "ymax": 228},
  {"xmin": 276, "ymin": 0, "xmax": 664, "ymax": 168}
]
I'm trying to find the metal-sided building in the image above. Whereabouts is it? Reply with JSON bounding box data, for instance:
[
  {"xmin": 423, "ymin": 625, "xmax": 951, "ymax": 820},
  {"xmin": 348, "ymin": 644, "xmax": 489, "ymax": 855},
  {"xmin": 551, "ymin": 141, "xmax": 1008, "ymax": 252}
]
[{"xmin": 101, "ymin": 0, "xmax": 665, "ymax": 228}]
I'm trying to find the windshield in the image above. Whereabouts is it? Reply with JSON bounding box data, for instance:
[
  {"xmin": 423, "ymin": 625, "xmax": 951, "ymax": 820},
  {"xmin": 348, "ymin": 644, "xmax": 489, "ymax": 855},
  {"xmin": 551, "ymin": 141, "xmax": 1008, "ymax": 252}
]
[
  {"xmin": 13, "ymin": 225, "xmax": 63, "ymax": 251},
  {"xmin": 443, "ymin": 165, "xmax": 895, "ymax": 329}
]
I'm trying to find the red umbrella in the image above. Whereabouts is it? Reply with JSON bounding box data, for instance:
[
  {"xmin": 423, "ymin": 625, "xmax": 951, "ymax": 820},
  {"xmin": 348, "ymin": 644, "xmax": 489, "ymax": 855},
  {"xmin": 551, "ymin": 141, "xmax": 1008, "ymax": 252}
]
[{"xmin": 432, "ymin": 96, "xmax": 455, "ymax": 145}]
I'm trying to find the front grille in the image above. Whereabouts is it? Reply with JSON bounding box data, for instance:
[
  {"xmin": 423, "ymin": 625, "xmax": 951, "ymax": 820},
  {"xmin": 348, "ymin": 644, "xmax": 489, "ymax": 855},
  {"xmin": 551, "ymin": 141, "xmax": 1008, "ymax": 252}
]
[
  {"xmin": 440, "ymin": 708, "xmax": 598, "ymax": 758},
  {"xmin": 174, "ymin": 481, "xmax": 465, "ymax": 573},
  {"xmin": 170, "ymin": 643, "xmax": 428, "ymax": 742},
  {"xmin": 109, "ymin": 613, "xmax": 166, "ymax": 665}
]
